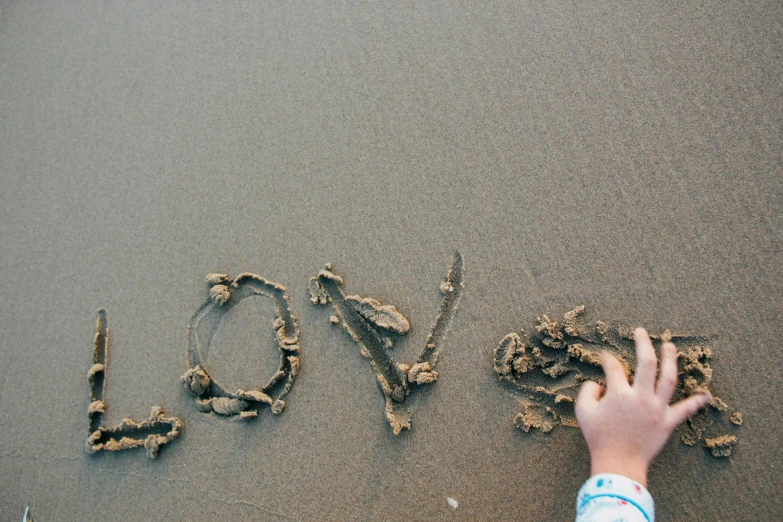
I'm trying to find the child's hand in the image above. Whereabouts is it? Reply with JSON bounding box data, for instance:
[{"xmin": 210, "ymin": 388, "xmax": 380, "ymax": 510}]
[{"xmin": 575, "ymin": 327, "xmax": 712, "ymax": 487}]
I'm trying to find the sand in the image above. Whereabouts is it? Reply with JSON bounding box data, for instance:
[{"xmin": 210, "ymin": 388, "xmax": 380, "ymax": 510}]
[
  {"xmin": 309, "ymin": 254, "xmax": 463, "ymax": 434},
  {"xmin": 493, "ymin": 305, "xmax": 749, "ymax": 457},
  {"xmin": 182, "ymin": 272, "xmax": 300, "ymax": 420},
  {"xmin": 0, "ymin": 2, "xmax": 781, "ymax": 520}
]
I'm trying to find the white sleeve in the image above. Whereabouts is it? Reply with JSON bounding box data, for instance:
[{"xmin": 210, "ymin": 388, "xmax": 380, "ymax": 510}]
[{"xmin": 575, "ymin": 473, "xmax": 655, "ymax": 522}]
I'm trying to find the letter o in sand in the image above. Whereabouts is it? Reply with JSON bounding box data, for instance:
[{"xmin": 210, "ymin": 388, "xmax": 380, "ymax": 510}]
[{"xmin": 182, "ymin": 273, "xmax": 301, "ymax": 420}]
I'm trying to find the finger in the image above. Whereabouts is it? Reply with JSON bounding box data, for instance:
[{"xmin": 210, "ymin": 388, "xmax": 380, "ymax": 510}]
[
  {"xmin": 601, "ymin": 351, "xmax": 630, "ymax": 391},
  {"xmin": 656, "ymin": 341, "xmax": 679, "ymax": 402},
  {"xmin": 668, "ymin": 392, "xmax": 713, "ymax": 428},
  {"xmin": 577, "ymin": 380, "xmax": 604, "ymax": 406},
  {"xmin": 633, "ymin": 327, "xmax": 658, "ymax": 393},
  {"xmin": 575, "ymin": 381, "xmax": 604, "ymax": 420}
]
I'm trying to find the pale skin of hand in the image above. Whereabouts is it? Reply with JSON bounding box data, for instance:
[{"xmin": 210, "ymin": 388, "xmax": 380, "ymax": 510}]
[{"xmin": 575, "ymin": 327, "xmax": 712, "ymax": 487}]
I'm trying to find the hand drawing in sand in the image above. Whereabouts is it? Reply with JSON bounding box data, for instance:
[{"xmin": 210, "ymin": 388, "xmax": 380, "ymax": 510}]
[
  {"xmin": 493, "ymin": 306, "xmax": 742, "ymax": 457},
  {"xmin": 309, "ymin": 252, "xmax": 464, "ymax": 434},
  {"xmin": 86, "ymin": 310, "xmax": 182, "ymax": 459},
  {"xmin": 182, "ymin": 273, "xmax": 301, "ymax": 419}
]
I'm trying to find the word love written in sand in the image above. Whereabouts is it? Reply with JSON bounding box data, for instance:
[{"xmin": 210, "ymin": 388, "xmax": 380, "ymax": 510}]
[{"xmin": 85, "ymin": 254, "xmax": 463, "ymax": 458}]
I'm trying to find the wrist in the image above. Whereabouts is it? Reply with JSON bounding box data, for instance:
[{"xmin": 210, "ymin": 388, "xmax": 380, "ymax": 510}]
[{"xmin": 590, "ymin": 453, "xmax": 649, "ymax": 487}]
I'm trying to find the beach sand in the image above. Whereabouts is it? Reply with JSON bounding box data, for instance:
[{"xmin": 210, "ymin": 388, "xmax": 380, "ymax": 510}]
[{"xmin": 1, "ymin": 2, "xmax": 781, "ymax": 520}]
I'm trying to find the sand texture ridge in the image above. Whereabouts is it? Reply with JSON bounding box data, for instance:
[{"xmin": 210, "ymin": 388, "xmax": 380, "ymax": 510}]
[
  {"xmin": 309, "ymin": 253, "xmax": 464, "ymax": 434},
  {"xmin": 182, "ymin": 273, "xmax": 300, "ymax": 419},
  {"xmin": 86, "ymin": 311, "xmax": 182, "ymax": 459},
  {"xmin": 493, "ymin": 306, "xmax": 742, "ymax": 456},
  {"xmin": 1, "ymin": 2, "xmax": 780, "ymax": 520}
]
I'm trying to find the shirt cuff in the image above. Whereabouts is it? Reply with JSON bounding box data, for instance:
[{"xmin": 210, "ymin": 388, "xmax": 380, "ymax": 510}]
[{"xmin": 576, "ymin": 473, "xmax": 655, "ymax": 522}]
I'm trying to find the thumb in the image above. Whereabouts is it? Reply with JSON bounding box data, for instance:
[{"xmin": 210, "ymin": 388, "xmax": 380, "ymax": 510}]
[
  {"xmin": 668, "ymin": 392, "xmax": 712, "ymax": 428},
  {"xmin": 575, "ymin": 380, "xmax": 603, "ymax": 418}
]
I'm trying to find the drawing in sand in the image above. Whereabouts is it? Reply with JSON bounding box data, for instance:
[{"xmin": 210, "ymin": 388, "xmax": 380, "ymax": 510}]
[
  {"xmin": 493, "ymin": 306, "xmax": 741, "ymax": 457},
  {"xmin": 182, "ymin": 273, "xmax": 301, "ymax": 419},
  {"xmin": 86, "ymin": 310, "xmax": 182, "ymax": 459},
  {"xmin": 309, "ymin": 252, "xmax": 464, "ymax": 434}
]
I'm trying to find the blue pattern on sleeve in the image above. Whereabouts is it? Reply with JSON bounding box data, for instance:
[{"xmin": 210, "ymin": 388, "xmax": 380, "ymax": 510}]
[{"xmin": 575, "ymin": 473, "xmax": 655, "ymax": 522}]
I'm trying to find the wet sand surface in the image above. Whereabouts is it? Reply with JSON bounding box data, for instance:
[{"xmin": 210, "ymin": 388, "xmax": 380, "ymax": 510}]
[{"xmin": 1, "ymin": 2, "xmax": 781, "ymax": 520}]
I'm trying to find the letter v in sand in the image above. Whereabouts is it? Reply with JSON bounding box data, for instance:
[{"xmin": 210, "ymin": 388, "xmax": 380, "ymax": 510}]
[{"xmin": 309, "ymin": 253, "xmax": 464, "ymax": 434}]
